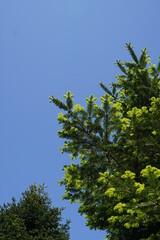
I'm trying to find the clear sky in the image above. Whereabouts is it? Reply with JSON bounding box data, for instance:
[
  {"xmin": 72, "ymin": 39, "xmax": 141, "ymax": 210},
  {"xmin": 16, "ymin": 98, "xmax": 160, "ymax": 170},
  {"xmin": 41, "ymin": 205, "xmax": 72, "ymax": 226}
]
[{"xmin": 1, "ymin": 1, "xmax": 160, "ymax": 239}]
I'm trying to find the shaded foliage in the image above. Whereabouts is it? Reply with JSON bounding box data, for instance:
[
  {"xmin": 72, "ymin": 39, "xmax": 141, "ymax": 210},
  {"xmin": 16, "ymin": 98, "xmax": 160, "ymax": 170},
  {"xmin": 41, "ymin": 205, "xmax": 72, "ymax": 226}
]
[{"xmin": 0, "ymin": 184, "xmax": 70, "ymax": 240}]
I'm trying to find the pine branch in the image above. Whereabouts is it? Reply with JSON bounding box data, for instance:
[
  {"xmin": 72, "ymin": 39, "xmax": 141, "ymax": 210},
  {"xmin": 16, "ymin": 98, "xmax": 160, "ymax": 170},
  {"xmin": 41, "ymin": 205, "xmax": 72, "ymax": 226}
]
[
  {"xmin": 157, "ymin": 58, "xmax": 160, "ymax": 73},
  {"xmin": 139, "ymin": 48, "xmax": 147, "ymax": 68},
  {"xmin": 100, "ymin": 82, "xmax": 116, "ymax": 100},
  {"xmin": 126, "ymin": 42, "xmax": 139, "ymax": 65},
  {"xmin": 116, "ymin": 60, "xmax": 127, "ymax": 75},
  {"xmin": 100, "ymin": 82, "xmax": 113, "ymax": 96},
  {"xmin": 49, "ymin": 95, "xmax": 68, "ymax": 111}
]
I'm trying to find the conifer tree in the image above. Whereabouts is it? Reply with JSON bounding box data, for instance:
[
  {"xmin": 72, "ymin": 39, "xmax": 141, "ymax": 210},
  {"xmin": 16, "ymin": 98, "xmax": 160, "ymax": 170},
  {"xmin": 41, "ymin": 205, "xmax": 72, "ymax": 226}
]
[
  {"xmin": 0, "ymin": 184, "xmax": 70, "ymax": 240},
  {"xmin": 50, "ymin": 43, "xmax": 160, "ymax": 239}
]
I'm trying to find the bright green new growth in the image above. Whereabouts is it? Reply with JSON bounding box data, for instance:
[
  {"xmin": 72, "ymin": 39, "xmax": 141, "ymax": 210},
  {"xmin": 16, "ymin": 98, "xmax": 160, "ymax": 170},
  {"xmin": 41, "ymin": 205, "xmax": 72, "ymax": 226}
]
[{"xmin": 50, "ymin": 43, "xmax": 160, "ymax": 239}]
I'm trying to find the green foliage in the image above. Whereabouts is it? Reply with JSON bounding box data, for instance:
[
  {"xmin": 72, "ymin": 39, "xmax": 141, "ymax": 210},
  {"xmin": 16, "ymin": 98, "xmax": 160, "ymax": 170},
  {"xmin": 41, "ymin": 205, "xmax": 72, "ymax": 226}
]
[
  {"xmin": 0, "ymin": 184, "xmax": 70, "ymax": 240},
  {"xmin": 50, "ymin": 43, "xmax": 160, "ymax": 239}
]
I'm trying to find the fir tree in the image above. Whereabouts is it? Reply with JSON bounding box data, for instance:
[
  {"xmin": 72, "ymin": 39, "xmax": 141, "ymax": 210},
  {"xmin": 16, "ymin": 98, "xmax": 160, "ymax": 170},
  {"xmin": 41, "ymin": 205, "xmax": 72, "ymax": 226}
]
[
  {"xmin": 0, "ymin": 184, "xmax": 70, "ymax": 240},
  {"xmin": 50, "ymin": 43, "xmax": 160, "ymax": 239}
]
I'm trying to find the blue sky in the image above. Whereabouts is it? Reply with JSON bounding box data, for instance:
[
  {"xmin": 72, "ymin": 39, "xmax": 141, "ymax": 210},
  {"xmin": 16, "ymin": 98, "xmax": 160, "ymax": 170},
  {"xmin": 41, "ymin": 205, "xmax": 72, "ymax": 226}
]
[{"xmin": 1, "ymin": 1, "xmax": 160, "ymax": 239}]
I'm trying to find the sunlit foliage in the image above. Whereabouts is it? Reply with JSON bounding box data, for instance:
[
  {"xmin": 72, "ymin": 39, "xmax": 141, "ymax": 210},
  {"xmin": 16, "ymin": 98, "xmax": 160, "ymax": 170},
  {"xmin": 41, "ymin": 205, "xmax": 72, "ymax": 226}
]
[{"xmin": 50, "ymin": 43, "xmax": 160, "ymax": 239}]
